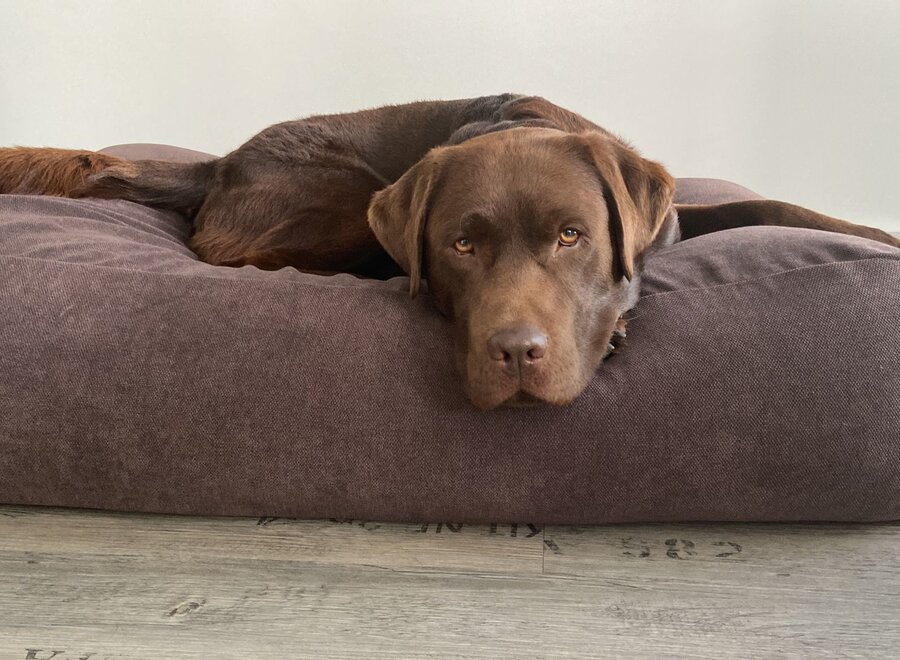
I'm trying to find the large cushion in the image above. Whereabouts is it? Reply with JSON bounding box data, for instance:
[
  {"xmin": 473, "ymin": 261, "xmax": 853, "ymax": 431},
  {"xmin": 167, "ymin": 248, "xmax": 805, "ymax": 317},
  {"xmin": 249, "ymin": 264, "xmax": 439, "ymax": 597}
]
[
  {"xmin": 1, "ymin": 183, "xmax": 898, "ymax": 523},
  {"xmin": 99, "ymin": 143, "xmax": 216, "ymax": 163}
]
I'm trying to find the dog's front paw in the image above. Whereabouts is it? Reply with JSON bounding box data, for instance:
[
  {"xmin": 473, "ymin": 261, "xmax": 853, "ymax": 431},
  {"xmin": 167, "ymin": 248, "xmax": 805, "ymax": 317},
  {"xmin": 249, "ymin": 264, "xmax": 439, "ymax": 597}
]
[{"xmin": 604, "ymin": 317, "xmax": 629, "ymax": 358}]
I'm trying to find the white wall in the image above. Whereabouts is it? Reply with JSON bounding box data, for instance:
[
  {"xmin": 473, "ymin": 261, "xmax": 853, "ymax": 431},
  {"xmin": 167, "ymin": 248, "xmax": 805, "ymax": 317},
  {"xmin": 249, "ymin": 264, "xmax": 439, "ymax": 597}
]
[{"xmin": 2, "ymin": 0, "xmax": 898, "ymax": 231}]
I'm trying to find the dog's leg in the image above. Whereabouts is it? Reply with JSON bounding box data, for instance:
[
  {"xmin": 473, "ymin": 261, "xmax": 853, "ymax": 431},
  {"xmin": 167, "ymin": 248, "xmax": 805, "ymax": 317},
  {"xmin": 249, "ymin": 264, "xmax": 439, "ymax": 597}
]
[
  {"xmin": 676, "ymin": 200, "xmax": 899, "ymax": 248},
  {"xmin": 604, "ymin": 317, "xmax": 629, "ymax": 358}
]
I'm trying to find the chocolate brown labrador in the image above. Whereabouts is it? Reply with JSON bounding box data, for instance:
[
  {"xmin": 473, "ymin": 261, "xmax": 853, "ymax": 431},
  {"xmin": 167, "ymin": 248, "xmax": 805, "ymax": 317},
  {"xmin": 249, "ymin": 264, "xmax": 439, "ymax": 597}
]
[{"xmin": 4, "ymin": 94, "xmax": 897, "ymax": 408}]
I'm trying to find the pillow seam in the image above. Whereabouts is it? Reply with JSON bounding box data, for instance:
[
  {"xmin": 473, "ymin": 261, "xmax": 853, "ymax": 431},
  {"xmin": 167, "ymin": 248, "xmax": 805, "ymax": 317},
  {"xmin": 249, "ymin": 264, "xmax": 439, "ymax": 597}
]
[{"xmin": 639, "ymin": 254, "xmax": 900, "ymax": 301}]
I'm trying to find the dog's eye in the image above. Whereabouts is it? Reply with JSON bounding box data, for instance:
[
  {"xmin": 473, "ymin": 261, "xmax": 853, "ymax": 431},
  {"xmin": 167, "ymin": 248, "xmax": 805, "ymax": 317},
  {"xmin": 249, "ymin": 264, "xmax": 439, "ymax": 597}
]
[
  {"xmin": 558, "ymin": 228, "xmax": 580, "ymax": 246},
  {"xmin": 454, "ymin": 238, "xmax": 474, "ymax": 254}
]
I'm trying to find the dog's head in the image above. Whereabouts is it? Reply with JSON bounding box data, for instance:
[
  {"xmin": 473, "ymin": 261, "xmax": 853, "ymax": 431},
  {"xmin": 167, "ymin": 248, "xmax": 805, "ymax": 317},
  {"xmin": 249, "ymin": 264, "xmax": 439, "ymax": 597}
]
[{"xmin": 368, "ymin": 128, "xmax": 676, "ymax": 409}]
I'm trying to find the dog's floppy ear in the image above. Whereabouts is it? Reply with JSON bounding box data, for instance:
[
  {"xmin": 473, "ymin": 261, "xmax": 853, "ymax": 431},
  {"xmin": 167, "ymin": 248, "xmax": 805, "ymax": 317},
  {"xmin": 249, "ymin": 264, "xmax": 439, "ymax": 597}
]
[
  {"xmin": 367, "ymin": 150, "xmax": 444, "ymax": 297},
  {"xmin": 573, "ymin": 133, "xmax": 676, "ymax": 281}
]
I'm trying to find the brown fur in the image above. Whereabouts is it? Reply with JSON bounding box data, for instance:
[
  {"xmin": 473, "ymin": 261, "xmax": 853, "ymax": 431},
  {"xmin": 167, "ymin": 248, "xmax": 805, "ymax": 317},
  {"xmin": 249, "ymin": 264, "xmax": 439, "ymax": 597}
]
[
  {"xmin": 3, "ymin": 95, "xmax": 897, "ymax": 408},
  {"xmin": 0, "ymin": 147, "xmax": 128, "ymax": 196},
  {"xmin": 368, "ymin": 128, "xmax": 675, "ymax": 408},
  {"xmin": 676, "ymin": 200, "xmax": 900, "ymax": 246}
]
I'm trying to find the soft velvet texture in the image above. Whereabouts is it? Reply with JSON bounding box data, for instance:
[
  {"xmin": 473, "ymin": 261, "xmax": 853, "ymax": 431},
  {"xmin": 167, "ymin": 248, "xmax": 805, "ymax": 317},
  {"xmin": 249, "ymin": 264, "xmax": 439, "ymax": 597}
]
[{"xmin": 1, "ymin": 154, "xmax": 898, "ymax": 522}]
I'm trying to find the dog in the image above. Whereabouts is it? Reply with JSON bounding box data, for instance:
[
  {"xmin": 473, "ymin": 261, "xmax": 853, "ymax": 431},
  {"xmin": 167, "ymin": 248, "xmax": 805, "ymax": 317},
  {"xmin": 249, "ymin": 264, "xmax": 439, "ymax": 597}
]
[
  {"xmin": 2, "ymin": 94, "xmax": 897, "ymax": 408},
  {"xmin": 0, "ymin": 147, "xmax": 128, "ymax": 196}
]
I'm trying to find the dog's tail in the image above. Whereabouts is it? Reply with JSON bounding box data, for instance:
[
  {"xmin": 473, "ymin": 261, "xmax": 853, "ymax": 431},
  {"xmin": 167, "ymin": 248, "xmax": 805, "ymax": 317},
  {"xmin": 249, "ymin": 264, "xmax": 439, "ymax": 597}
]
[
  {"xmin": 0, "ymin": 147, "xmax": 218, "ymax": 219},
  {"xmin": 85, "ymin": 158, "xmax": 218, "ymax": 219},
  {"xmin": 0, "ymin": 147, "xmax": 130, "ymax": 197}
]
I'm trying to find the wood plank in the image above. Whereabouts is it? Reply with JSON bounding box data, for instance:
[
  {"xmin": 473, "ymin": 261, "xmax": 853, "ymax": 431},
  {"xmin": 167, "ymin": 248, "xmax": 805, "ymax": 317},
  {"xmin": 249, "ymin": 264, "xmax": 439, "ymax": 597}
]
[
  {"xmin": 542, "ymin": 522, "xmax": 900, "ymax": 594},
  {"xmin": 0, "ymin": 506, "xmax": 898, "ymax": 659},
  {"xmin": 0, "ymin": 506, "xmax": 544, "ymax": 576},
  {"xmin": 2, "ymin": 552, "xmax": 898, "ymax": 658}
]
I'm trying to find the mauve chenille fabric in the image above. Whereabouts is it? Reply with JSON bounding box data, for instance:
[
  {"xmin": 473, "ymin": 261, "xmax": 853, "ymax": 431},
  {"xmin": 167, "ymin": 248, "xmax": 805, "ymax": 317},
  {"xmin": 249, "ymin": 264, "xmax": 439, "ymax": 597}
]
[{"xmin": 0, "ymin": 174, "xmax": 898, "ymax": 523}]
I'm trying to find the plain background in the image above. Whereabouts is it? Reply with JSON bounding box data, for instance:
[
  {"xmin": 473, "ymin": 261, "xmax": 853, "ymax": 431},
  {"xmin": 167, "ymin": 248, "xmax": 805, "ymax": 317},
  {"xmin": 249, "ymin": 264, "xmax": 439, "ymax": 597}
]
[{"xmin": 1, "ymin": 0, "xmax": 898, "ymax": 231}]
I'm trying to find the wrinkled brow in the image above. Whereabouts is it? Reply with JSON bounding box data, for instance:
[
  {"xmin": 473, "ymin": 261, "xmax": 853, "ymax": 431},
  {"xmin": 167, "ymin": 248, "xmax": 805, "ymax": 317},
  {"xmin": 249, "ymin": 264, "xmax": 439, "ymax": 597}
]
[{"xmin": 446, "ymin": 211, "xmax": 494, "ymax": 237}]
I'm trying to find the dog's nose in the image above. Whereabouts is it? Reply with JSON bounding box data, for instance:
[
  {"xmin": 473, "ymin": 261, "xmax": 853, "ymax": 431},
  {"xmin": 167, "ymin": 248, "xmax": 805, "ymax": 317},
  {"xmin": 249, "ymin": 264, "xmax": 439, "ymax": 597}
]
[{"xmin": 487, "ymin": 324, "xmax": 548, "ymax": 375}]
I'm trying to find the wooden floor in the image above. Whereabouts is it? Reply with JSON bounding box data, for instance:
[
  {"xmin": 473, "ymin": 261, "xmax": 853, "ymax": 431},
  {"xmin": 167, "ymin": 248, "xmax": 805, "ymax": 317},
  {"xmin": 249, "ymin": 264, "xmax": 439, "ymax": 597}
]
[{"xmin": 1, "ymin": 506, "xmax": 898, "ymax": 658}]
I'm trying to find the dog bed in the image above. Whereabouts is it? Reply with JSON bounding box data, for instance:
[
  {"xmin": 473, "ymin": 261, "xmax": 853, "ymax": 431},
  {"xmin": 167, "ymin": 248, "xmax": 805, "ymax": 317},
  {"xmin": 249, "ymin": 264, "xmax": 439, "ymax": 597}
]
[{"xmin": 0, "ymin": 144, "xmax": 897, "ymax": 523}]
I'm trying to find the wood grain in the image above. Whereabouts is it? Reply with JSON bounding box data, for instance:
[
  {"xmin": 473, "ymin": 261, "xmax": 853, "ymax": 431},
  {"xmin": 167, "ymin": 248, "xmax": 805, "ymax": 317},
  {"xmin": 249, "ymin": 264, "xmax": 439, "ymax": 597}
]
[{"xmin": 1, "ymin": 506, "xmax": 897, "ymax": 659}]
